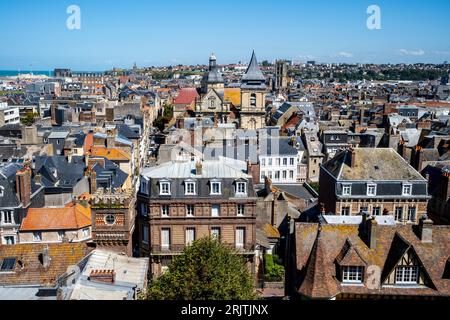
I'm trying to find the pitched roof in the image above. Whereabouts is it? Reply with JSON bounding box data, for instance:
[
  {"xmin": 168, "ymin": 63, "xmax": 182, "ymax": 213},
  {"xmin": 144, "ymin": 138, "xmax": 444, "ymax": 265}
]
[
  {"xmin": 322, "ymin": 148, "xmax": 425, "ymax": 181},
  {"xmin": 242, "ymin": 51, "xmax": 266, "ymax": 82},
  {"xmin": 90, "ymin": 147, "xmax": 131, "ymax": 161},
  {"xmin": 174, "ymin": 88, "xmax": 199, "ymax": 105},
  {"xmin": 20, "ymin": 203, "xmax": 91, "ymax": 231},
  {"xmin": 0, "ymin": 243, "xmax": 91, "ymax": 287},
  {"xmin": 296, "ymin": 223, "xmax": 450, "ymax": 298},
  {"xmin": 224, "ymin": 88, "xmax": 241, "ymax": 106}
]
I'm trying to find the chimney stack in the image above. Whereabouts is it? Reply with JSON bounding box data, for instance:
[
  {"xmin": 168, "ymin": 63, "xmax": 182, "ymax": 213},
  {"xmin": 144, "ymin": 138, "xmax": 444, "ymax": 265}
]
[
  {"xmin": 88, "ymin": 168, "xmax": 97, "ymax": 194},
  {"xmin": 89, "ymin": 270, "xmax": 116, "ymax": 284},
  {"xmin": 195, "ymin": 162, "xmax": 203, "ymax": 176},
  {"xmin": 16, "ymin": 167, "xmax": 32, "ymax": 208},
  {"xmin": 349, "ymin": 148, "xmax": 356, "ymax": 168},
  {"xmin": 361, "ymin": 212, "xmax": 377, "ymax": 249},
  {"xmin": 419, "ymin": 214, "xmax": 433, "ymax": 243}
]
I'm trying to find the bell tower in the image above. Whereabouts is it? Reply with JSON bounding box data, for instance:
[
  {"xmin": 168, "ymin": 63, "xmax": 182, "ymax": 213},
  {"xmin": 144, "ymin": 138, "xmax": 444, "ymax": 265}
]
[{"xmin": 240, "ymin": 51, "xmax": 267, "ymax": 130}]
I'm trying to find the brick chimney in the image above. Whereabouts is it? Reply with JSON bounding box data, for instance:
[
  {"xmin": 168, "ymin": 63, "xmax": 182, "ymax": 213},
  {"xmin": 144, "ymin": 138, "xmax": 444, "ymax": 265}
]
[
  {"xmin": 88, "ymin": 168, "xmax": 97, "ymax": 194},
  {"xmin": 419, "ymin": 214, "xmax": 433, "ymax": 243},
  {"xmin": 89, "ymin": 270, "xmax": 116, "ymax": 284},
  {"xmin": 16, "ymin": 167, "xmax": 32, "ymax": 208}
]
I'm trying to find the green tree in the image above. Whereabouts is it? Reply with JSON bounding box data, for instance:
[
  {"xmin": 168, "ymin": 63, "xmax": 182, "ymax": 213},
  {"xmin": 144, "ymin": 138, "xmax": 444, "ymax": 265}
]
[
  {"xmin": 264, "ymin": 254, "xmax": 285, "ymax": 282},
  {"xmin": 21, "ymin": 112, "xmax": 38, "ymax": 126},
  {"xmin": 147, "ymin": 237, "xmax": 256, "ymax": 300}
]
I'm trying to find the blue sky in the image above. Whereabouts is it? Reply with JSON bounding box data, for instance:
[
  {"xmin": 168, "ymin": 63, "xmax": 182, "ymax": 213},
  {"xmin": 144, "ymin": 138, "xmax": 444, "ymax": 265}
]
[{"xmin": 0, "ymin": 0, "xmax": 449, "ymax": 70}]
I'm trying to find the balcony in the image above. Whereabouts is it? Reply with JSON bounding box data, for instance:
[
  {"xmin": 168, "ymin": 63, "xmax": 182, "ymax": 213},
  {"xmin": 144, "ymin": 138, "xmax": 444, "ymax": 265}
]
[{"xmin": 150, "ymin": 243, "xmax": 255, "ymax": 255}]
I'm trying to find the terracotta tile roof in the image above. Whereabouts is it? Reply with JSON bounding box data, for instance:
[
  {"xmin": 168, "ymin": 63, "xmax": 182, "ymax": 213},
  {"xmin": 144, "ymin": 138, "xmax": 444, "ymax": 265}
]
[
  {"xmin": 90, "ymin": 146, "xmax": 131, "ymax": 161},
  {"xmin": 83, "ymin": 133, "xmax": 94, "ymax": 155},
  {"xmin": 174, "ymin": 88, "xmax": 199, "ymax": 105},
  {"xmin": 0, "ymin": 243, "xmax": 91, "ymax": 287},
  {"xmin": 296, "ymin": 223, "xmax": 450, "ymax": 298},
  {"xmin": 20, "ymin": 203, "xmax": 91, "ymax": 231}
]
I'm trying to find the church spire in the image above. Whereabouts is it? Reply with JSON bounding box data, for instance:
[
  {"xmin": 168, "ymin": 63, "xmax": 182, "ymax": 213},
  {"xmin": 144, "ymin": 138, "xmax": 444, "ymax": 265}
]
[{"xmin": 242, "ymin": 50, "xmax": 266, "ymax": 82}]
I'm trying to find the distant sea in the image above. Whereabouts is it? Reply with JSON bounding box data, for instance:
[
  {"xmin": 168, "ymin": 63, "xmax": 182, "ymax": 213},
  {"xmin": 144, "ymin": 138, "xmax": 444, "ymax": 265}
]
[{"xmin": 0, "ymin": 70, "xmax": 54, "ymax": 77}]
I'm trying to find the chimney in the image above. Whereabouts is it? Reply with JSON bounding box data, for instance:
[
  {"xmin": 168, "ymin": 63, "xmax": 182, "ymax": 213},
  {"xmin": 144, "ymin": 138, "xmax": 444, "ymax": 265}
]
[
  {"xmin": 16, "ymin": 167, "xmax": 32, "ymax": 208},
  {"xmin": 361, "ymin": 212, "xmax": 377, "ymax": 249},
  {"xmin": 419, "ymin": 214, "xmax": 433, "ymax": 243},
  {"xmin": 349, "ymin": 148, "xmax": 356, "ymax": 168},
  {"xmin": 89, "ymin": 270, "xmax": 116, "ymax": 284},
  {"xmin": 195, "ymin": 162, "xmax": 203, "ymax": 176},
  {"xmin": 367, "ymin": 217, "xmax": 377, "ymax": 249},
  {"xmin": 89, "ymin": 168, "xmax": 97, "ymax": 194}
]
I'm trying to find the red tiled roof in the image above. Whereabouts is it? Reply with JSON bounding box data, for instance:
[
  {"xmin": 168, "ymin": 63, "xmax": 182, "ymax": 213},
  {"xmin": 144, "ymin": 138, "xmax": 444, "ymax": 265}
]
[
  {"xmin": 174, "ymin": 88, "xmax": 199, "ymax": 105},
  {"xmin": 20, "ymin": 203, "xmax": 92, "ymax": 231}
]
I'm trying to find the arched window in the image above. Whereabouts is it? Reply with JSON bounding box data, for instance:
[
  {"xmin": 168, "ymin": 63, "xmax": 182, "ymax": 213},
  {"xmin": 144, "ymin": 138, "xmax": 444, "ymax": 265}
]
[{"xmin": 250, "ymin": 93, "xmax": 257, "ymax": 108}]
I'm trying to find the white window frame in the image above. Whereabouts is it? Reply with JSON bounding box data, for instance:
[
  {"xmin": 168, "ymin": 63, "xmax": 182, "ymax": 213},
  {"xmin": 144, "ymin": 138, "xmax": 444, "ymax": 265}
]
[
  {"xmin": 236, "ymin": 182, "xmax": 247, "ymax": 196},
  {"xmin": 211, "ymin": 204, "xmax": 220, "ymax": 217},
  {"xmin": 185, "ymin": 228, "xmax": 196, "ymax": 246},
  {"xmin": 161, "ymin": 228, "xmax": 170, "ymax": 250},
  {"xmin": 211, "ymin": 227, "xmax": 221, "ymax": 239},
  {"xmin": 261, "ymin": 158, "xmax": 266, "ymax": 167},
  {"xmin": 140, "ymin": 179, "xmax": 148, "ymax": 194},
  {"xmin": 367, "ymin": 184, "xmax": 377, "ymax": 196},
  {"xmin": 210, "ymin": 181, "xmax": 222, "ymax": 195},
  {"xmin": 341, "ymin": 207, "xmax": 350, "ymax": 216},
  {"xmin": 3, "ymin": 236, "xmax": 15, "ymax": 245},
  {"xmin": 395, "ymin": 266, "xmax": 419, "ymax": 284},
  {"xmin": 0, "ymin": 187, "xmax": 4, "ymax": 197},
  {"xmin": 186, "ymin": 204, "xmax": 195, "ymax": 217},
  {"xmin": 395, "ymin": 207, "xmax": 403, "ymax": 221},
  {"xmin": 1, "ymin": 211, "xmax": 13, "ymax": 225},
  {"xmin": 342, "ymin": 266, "xmax": 364, "ymax": 283},
  {"xmin": 161, "ymin": 205, "xmax": 170, "ymax": 218},
  {"xmin": 236, "ymin": 227, "xmax": 245, "ymax": 249},
  {"xmin": 402, "ymin": 184, "xmax": 412, "ymax": 196},
  {"xmin": 160, "ymin": 181, "xmax": 171, "ymax": 196},
  {"xmin": 185, "ymin": 181, "xmax": 196, "ymax": 196},
  {"xmin": 237, "ymin": 204, "xmax": 245, "ymax": 217},
  {"xmin": 342, "ymin": 184, "xmax": 352, "ymax": 196}
]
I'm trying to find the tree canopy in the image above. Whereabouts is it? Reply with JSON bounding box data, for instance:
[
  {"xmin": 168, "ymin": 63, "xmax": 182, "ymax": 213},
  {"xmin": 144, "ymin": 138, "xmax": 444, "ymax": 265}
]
[{"xmin": 147, "ymin": 237, "xmax": 256, "ymax": 300}]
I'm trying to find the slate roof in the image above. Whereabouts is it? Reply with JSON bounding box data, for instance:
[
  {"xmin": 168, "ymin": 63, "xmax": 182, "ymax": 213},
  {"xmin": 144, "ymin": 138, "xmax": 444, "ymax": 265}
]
[
  {"xmin": 259, "ymin": 138, "xmax": 298, "ymax": 156},
  {"xmin": 296, "ymin": 223, "xmax": 450, "ymax": 298},
  {"xmin": 322, "ymin": 148, "xmax": 425, "ymax": 181},
  {"xmin": 34, "ymin": 156, "xmax": 86, "ymax": 190},
  {"xmin": 242, "ymin": 51, "xmax": 266, "ymax": 82},
  {"xmin": 92, "ymin": 158, "xmax": 128, "ymax": 189}
]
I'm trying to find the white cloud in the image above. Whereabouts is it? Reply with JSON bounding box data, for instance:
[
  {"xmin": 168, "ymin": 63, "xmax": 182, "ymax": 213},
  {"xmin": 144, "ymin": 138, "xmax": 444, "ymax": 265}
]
[
  {"xmin": 435, "ymin": 50, "xmax": 450, "ymax": 55},
  {"xmin": 297, "ymin": 54, "xmax": 316, "ymax": 60},
  {"xmin": 399, "ymin": 49, "xmax": 425, "ymax": 56},
  {"xmin": 331, "ymin": 52, "xmax": 354, "ymax": 58}
]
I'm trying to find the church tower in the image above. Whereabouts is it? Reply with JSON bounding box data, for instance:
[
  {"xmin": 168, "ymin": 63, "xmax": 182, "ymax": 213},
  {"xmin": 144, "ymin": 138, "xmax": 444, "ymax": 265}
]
[{"xmin": 240, "ymin": 51, "xmax": 267, "ymax": 130}]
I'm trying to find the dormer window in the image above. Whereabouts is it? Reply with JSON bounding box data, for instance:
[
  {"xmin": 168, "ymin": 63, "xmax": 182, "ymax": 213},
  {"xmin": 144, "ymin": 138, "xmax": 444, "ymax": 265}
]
[
  {"xmin": 185, "ymin": 181, "xmax": 196, "ymax": 195},
  {"xmin": 402, "ymin": 184, "xmax": 412, "ymax": 196},
  {"xmin": 342, "ymin": 184, "xmax": 351, "ymax": 196},
  {"xmin": 236, "ymin": 182, "xmax": 247, "ymax": 196},
  {"xmin": 395, "ymin": 266, "xmax": 419, "ymax": 284},
  {"xmin": 210, "ymin": 181, "xmax": 221, "ymax": 195},
  {"xmin": 367, "ymin": 184, "xmax": 377, "ymax": 196},
  {"xmin": 342, "ymin": 266, "xmax": 364, "ymax": 283},
  {"xmin": 160, "ymin": 181, "xmax": 171, "ymax": 196},
  {"xmin": 0, "ymin": 187, "xmax": 4, "ymax": 197},
  {"xmin": 140, "ymin": 179, "xmax": 148, "ymax": 194}
]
